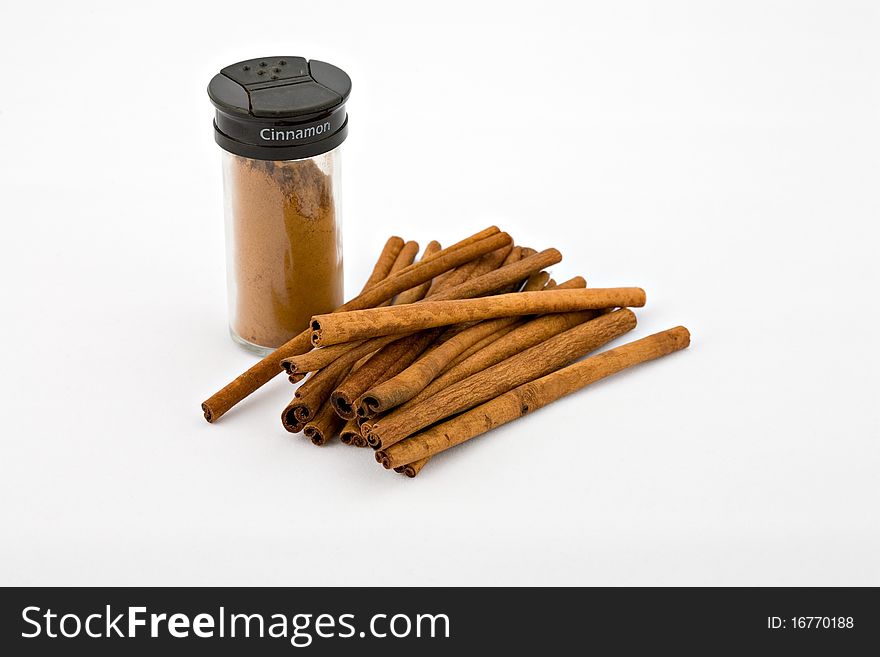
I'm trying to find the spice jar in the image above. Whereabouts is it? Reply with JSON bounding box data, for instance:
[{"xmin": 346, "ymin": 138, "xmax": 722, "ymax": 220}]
[{"xmin": 208, "ymin": 56, "xmax": 350, "ymax": 354}]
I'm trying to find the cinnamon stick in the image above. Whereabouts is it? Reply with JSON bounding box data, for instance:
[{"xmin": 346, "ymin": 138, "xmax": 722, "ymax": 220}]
[
  {"xmin": 395, "ymin": 458, "xmax": 429, "ymax": 478},
  {"xmin": 393, "ymin": 226, "xmax": 500, "ymax": 277},
  {"xmin": 311, "ymin": 288, "xmax": 646, "ymax": 347},
  {"xmin": 282, "ymin": 248, "xmax": 562, "ymax": 376},
  {"xmin": 391, "ymin": 240, "xmax": 441, "ymax": 305},
  {"xmin": 379, "ymin": 239, "xmax": 420, "ymax": 291},
  {"xmin": 281, "ymin": 362, "xmax": 348, "ymax": 431},
  {"xmin": 426, "ymin": 242, "xmax": 513, "ymax": 294},
  {"xmin": 424, "ymin": 247, "xmax": 554, "ymax": 303},
  {"xmin": 201, "ymin": 228, "xmax": 509, "ymax": 422},
  {"xmin": 281, "ymin": 409, "xmax": 307, "ymax": 434},
  {"xmin": 496, "ymin": 246, "xmax": 530, "ymax": 293},
  {"xmin": 361, "ymin": 236, "xmax": 405, "ymax": 291},
  {"xmin": 303, "ymin": 397, "xmax": 346, "ymax": 446},
  {"xmin": 340, "ymin": 417, "xmax": 364, "ymax": 446},
  {"xmin": 378, "ymin": 327, "xmax": 691, "ymax": 469},
  {"xmin": 368, "ymin": 309, "xmax": 637, "ymax": 450},
  {"xmin": 286, "ymin": 372, "xmax": 308, "ymax": 385}
]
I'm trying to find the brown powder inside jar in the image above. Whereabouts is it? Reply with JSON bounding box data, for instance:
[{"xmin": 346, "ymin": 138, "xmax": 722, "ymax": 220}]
[{"xmin": 226, "ymin": 152, "xmax": 343, "ymax": 349}]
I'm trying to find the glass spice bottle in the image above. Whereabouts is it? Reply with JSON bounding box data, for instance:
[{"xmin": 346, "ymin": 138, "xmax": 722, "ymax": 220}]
[{"xmin": 208, "ymin": 56, "xmax": 350, "ymax": 354}]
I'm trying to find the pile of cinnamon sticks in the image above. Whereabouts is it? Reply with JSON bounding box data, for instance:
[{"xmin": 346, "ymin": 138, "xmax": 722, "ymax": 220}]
[{"xmin": 202, "ymin": 227, "xmax": 691, "ymax": 478}]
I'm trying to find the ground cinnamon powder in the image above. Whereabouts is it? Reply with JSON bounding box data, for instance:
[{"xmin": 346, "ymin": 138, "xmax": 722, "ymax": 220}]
[{"xmin": 225, "ymin": 152, "xmax": 343, "ymax": 349}]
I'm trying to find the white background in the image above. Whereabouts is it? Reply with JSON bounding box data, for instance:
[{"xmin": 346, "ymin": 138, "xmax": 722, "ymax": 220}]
[{"xmin": 1, "ymin": 1, "xmax": 878, "ymax": 586}]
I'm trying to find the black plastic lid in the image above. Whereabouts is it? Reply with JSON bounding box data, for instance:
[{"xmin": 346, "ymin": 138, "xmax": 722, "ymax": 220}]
[{"xmin": 208, "ymin": 56, "xmax": 350, "ymax": 160}]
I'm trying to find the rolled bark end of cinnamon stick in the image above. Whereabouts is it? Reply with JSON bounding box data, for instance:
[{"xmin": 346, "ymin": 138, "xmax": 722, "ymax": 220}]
[
  {"xmin": 303, "ymin": 399, "xmax": 346, "ymax": 446},
  {"xmin": 309, "ymin": 320, "xmax": 322, "ymax": 347},
  {"xmin": 201, "ymin": 403, "xmax": 214, "ymax": 423},
  {"xmin": 305, "ymin": 423, "xmax": 338, "ymax": 445},
  {"xmin": 340, "ymin": 418, "xmax": 361, "ymax": 445},
  {"xmin": 393, "ymin": 459, "xmax": 428, "ymax": 477},
  {"xmin": 282, "ymin": 361, "xmax": 308, "ymax": 383},
  {"xmin": 402, "ymin": 458, "xmax": 428, "ymax": 478},
  {"xmin": 357, "ymin": 396, "xmax": 382, "ymax": 419},
  {"xmin": 281, "ymin": 405, "xmax": 306, "ymax": 433},
  {"xmin": 675, "ymin": 327, "xmax": 691, "ymax": 348},
  {"xmin": 330, "ymin": 390, "xmax": 359, "ymax": 420},
  {"xmin": 308, "ymin": 429, "xmax": 336, "ymax": 445}
]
